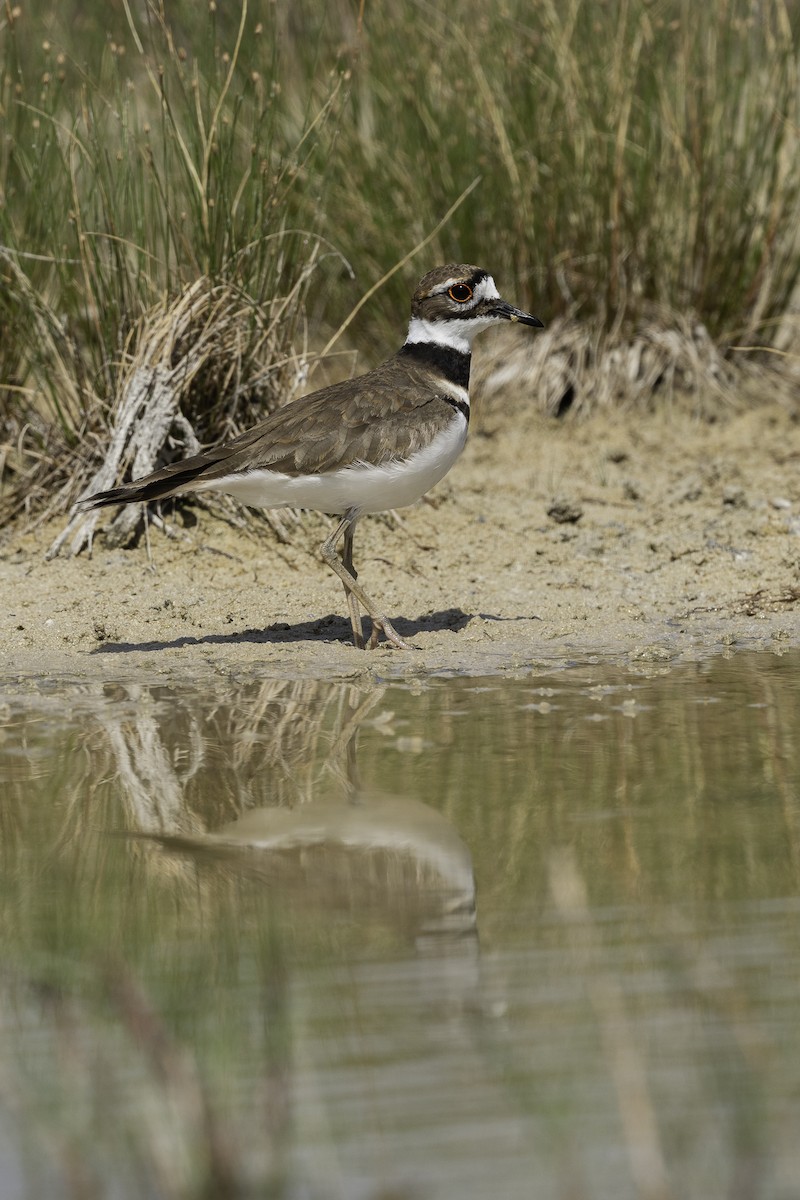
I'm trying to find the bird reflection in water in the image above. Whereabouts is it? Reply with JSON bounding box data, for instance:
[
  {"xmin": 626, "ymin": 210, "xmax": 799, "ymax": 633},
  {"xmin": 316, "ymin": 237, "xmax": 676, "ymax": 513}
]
[{"xmin": 105, "ymin": 680, "xmax": 477, "ymax": 955}]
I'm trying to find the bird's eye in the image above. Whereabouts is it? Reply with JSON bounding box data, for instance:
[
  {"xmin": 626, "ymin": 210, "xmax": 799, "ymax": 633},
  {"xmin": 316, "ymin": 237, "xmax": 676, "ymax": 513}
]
[{"xmin": 448, "ymin": 282, "xmax": 474, "ymax": 303}]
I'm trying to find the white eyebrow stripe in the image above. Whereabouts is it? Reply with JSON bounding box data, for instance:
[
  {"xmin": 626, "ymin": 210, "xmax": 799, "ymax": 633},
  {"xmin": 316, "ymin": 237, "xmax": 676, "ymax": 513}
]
[
  {"xmin": 429, "ymin": 274, "xmax": 500, "ymax": 304},
  {"xmin": 430, "ymin": 276, "xmax": 470, "ymax": 295},
  {"xmin": 429, "ymin": 272, "xmax": 490, "ymax": 297}
]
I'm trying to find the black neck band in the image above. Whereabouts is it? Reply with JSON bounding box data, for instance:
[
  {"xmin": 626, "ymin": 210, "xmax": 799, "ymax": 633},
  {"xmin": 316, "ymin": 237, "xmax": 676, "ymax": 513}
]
[{"xmin": 399, "ymin": 340, "xmax": 471, "ymax": 390}]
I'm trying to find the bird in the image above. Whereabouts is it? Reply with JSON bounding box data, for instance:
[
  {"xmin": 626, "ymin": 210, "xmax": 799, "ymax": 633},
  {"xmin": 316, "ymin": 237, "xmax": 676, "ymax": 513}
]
[{"xmin": 76, "ymin": 264, "xmax": 543, "ymax": 650}]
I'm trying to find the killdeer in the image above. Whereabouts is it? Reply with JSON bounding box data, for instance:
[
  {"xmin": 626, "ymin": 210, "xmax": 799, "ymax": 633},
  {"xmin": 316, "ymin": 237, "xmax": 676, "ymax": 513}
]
[{"xmin": 77, "ymin": 265, "xmax": 543, "ymax": 649}]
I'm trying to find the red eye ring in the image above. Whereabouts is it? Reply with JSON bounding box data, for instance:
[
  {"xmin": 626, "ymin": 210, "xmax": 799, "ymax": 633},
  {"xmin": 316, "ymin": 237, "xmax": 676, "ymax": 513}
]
[{"xmin": 448, "ymin": 282, "xmax": 474, "ymax": 303}]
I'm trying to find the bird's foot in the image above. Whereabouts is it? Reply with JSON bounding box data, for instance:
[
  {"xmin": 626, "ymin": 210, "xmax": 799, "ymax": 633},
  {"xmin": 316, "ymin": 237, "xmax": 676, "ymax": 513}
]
[{"xmin": 367, "ymin": 616, "xmax": 417, "ymax": 651}]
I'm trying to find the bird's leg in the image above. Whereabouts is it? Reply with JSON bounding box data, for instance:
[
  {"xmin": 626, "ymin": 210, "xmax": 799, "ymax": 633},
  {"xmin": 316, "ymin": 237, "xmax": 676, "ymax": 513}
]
[
  {"xmin": 320, "ymin": 511, "xmax": 415, "ymax": 650},
  {"xmin": 341, "ymin": 521, "xmax": 365, "ymax": 650}
]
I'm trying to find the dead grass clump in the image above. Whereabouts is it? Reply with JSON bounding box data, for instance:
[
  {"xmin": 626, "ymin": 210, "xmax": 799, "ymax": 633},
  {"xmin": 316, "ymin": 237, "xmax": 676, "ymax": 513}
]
[
  {"xmin": 0, "ymin": 0, "xmax": 342, "ymax": 545},
  {"xmin": 475, "ymin": 315, "xmax": 742, "ymax": 419},
  {"xmin": 47, "ymin": 276, "xmax": 312, "ymax": 558}
]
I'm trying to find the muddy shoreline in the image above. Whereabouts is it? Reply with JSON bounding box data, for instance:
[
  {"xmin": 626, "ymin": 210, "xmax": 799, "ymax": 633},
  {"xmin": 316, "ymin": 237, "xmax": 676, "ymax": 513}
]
[{"xmin": 2, "ymin": 390, "xmax": 799, "ymax": 682}]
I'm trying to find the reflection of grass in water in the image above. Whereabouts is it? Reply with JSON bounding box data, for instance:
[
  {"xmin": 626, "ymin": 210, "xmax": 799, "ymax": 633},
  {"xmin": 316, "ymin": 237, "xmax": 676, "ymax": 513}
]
[
  {"xmin": 12, "ymin": 677, "xmax": 386, "ymax": 840},
  {"xmin": 0, "ymin": 826, "xmax": 293, "ymax": 1196},
  {"xmin": 2, "ymin": 658, "xmax": 800, "ymax": 1193},
  {"xmin": 0, "ymin": 678, "xmax": 392, "ymax": 1197},
  {"xmin": 4, "ymin": 657, "xmax": 800, "ymax": 931},
  {"xmin": 2, "ymin": 675, "xmax": 470, "ymax": 1195},
  {"xmin": 353, "ymin": 655, "xmax": 800, "ymax": 919},
  {"xmin": 543, "ymin": 846, "xmax": 777, "ymax": 1200}
]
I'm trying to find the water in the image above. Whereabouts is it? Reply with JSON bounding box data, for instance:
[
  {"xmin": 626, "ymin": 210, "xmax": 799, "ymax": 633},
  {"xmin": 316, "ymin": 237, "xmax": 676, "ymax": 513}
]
[{"xmin": 1, "ymin": 651, "xmax": 799, "ymax": 1199}]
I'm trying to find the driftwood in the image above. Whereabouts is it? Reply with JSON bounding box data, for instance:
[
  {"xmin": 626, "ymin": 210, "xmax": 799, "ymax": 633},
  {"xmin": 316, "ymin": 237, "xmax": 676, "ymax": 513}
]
[
  {"xmin": 47, "ymin": 361, "xmax": 198, "ymax": 558},
  {"xmin": 48, "ymin": 277, "xmax": 307, "ymax": 558}
]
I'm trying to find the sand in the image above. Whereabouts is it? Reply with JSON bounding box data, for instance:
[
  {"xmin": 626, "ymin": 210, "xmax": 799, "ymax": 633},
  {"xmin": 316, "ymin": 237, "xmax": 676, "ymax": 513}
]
[{"xmin": 2, "ymin": 375, "xmax": 799, "ymax": 683}]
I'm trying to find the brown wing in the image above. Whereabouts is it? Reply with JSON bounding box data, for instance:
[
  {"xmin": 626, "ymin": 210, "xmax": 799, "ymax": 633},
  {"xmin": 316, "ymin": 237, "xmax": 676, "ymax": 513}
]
[
  {"xmin": 202, "ymin": 357, "xmax": 453, "ymax": 478},
  {"xmin": 80, "ymin": 356, "xmax": 456, "ymax": 509}
]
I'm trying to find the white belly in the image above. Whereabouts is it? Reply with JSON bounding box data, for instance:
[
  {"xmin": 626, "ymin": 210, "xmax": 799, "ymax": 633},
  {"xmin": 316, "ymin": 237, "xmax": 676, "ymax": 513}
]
[{"xmin": 198, "ymin": 414, "xmax": 468, "ymax": 516}]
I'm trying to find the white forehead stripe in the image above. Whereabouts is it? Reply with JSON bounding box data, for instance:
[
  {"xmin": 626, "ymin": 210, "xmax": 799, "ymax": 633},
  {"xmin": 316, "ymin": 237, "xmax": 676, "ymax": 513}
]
[{"xmin": 475, "ymin": 275, "xmax": 500, "ymax": 300}]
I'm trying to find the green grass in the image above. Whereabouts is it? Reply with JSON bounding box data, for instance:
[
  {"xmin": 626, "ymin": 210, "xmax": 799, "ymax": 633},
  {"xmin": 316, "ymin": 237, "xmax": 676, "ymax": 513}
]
[
  {"xmin": 0, "ymin": 0, "xmax": 348, "ymax": 525},
  {"xmin": 318, "ymin": 0, "xmax": 800, "ymax": 342},
  {"xmin": 1, "ymin": 0, "xmax": 799, "ymax": 527}
]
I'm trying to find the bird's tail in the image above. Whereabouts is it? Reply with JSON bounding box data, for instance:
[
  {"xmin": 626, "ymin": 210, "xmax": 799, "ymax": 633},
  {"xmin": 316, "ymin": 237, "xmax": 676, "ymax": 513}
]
[{"xmin": 75, "ymin": 457, "xmax": 210, "ymax": 512}]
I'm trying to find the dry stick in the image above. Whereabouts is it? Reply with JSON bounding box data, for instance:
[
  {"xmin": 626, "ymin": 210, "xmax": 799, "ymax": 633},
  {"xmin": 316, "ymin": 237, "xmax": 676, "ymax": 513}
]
[{"xmin": 730, "ymin": 344, "xmax": 800, "ymax": 363}]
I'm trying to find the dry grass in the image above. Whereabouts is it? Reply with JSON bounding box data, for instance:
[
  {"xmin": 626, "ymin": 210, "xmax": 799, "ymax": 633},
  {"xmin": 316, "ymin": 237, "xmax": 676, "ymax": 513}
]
[
  {"xmin": 0, "ymin": 0, "xmax": 346, "ymax": 535},
  {"xmin": 47, "ymin": 273, "xmax": 315, "ymax": 556},
  {"xmin": 474, "ymin": 309, "xmax": 737, "ymax": 419}
]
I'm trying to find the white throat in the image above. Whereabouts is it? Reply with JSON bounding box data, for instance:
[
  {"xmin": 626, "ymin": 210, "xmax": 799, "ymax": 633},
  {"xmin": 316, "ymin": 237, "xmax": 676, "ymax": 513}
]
[{"xmin": 404, "ymin": 316, "xmax": 474, "ymax": 355}]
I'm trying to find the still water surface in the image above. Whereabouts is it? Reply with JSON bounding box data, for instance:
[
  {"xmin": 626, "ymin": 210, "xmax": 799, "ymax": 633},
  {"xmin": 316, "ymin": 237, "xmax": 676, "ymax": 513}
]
[{"xmin": 1, "ymin": 651, "xmax": 799, "ymax": 1199}]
